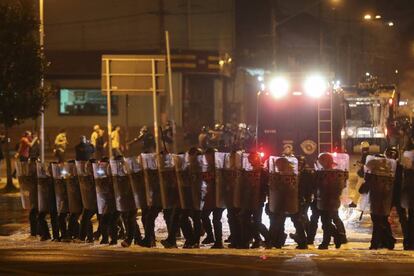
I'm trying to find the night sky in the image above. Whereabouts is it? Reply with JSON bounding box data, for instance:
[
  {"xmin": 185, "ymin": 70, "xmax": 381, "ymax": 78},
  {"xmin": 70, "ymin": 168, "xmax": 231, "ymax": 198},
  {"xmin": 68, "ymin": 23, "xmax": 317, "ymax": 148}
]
[{"xmin": 236, "ymin": 0, "xmax": 414, "ymax": 97}]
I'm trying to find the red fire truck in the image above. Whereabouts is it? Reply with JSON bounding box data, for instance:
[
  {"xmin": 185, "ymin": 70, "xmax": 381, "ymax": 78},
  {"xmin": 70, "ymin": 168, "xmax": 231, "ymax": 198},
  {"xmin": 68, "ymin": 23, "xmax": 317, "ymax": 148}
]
[
  {"xmin": 257, "ymin": 72, "xmax": 342, "ymax": 164},
  {"xmin": 256, "ymin": 73, "xmax": 398, "ymax": 162}
]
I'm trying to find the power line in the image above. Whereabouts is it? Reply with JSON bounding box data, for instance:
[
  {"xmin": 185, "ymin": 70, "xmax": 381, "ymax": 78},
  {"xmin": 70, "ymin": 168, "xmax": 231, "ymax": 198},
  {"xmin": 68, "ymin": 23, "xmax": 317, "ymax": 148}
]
[{"xmin": 45, "ymin": 9, "xmax": 232, "ymax": 27}]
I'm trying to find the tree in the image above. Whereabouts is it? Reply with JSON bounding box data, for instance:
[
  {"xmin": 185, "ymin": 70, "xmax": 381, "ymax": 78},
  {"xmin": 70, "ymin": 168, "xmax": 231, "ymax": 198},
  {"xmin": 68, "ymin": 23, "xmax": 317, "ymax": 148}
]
[{"xmin": 0, "ymin": 1, "xmax": 50, "ymax": 192}]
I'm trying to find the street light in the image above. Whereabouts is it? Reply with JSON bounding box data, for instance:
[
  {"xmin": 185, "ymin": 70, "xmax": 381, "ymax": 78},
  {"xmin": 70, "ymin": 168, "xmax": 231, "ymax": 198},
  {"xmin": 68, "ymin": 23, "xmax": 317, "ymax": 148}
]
[
  {"xmin": 364, "ymin": 14, "xmax": 372, "ymax": 20},
  {"xmin": 387, "ymin": 21, "xmax": 394, "ymax": 27}
]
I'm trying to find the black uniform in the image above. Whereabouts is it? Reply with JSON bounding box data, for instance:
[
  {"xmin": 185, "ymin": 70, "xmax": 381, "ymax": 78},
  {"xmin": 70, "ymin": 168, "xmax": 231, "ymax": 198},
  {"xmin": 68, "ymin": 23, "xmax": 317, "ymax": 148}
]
[
  {"xmin": 401, "ymin": 161, "xmax": 414, "ymax": 250},
  {"xmin": 360, "ymin": 171, "xmax": 395, "ymax": 250},
  {"xmin": 37, "ymin": 164, "xmax": 59, "ymax": 241},
  {"xmin": 238, "ymin": 168, "xmax": 269, "ymax": 248},
  {"xmin": 315, "ymin": 169, "xmax": 348, "ymax": 249}
]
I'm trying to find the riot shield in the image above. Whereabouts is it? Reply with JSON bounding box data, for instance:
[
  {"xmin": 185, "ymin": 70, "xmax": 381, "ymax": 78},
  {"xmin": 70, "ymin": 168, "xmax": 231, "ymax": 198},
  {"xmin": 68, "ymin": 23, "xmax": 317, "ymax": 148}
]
[
  {"xmin": 268, "ymin": 156, "xmax": 299, "ymax": 214},
  {"xmin": 37, "ymin": 163, "xmax": 53, "ymax": 213},
  {"xmin": 110, "ymin": 159, "xmax": 136, "ymax": 212},
  {"xmin": 65, "ymin": 162, "xmax": 83, "ymax": 214},
  {"xmin": 173, "ymin": 154, "xmax": 193, "ymax": 209},
  {"xmin": 157, "ymin": 153, "xmax": 179, "ymax": 209},
  {"xmin": 187, "ymin": 154, "xmax": 204, "ymax": 210},
  {"xmin": 93, "ymin": 162, "xmax": 116, "ymax": 214},
  {"xmin": 364, "ymin": 155, "xmax": 396, "ymax": 215},
  {"xmin": 237, "ymin": 153, "xmax": 264, "ymax": 210},
  {"xmin": 401, "ymin": 151, "xmax": 414, "ymax": 209},
  {"xmin": 229, "ymin": 152, "xmax": 243, "ymax": 209},
  {"xmin": 215, "ymin": 152, "xmax": 226, "ymax": 208},
  {"xmin": 201, "ymin": 154, "xmax": 216, "ymax": 210},
  {"xmin": 75, "ymin": 161, "xmax": 97, "ymax": 212},
  {"xmin": 16, "ymin": 160, "xmax": 38, "ymax": 210},
  {"xmin": 217, "ymin": 152, "xmax": 239, "ymax": 208},
  {"xmin": 141, "ymin": 153, "xmax": 162, "ymax": 208},
  {"xmin": 298, "ymin": 168, "xmax": 316, "ymax": 206},
  {"xmin": 125, "ymin": 157, "xmax": 147, "ymax": 209},
  {"xmin": 51, "ymin": 163, "xmax": 69, "ymax": 215}
]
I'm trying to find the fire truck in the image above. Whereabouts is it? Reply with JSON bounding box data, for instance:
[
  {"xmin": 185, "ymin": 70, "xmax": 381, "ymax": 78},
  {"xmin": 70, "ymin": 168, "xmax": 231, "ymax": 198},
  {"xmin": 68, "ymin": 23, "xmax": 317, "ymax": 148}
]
[
  {"xmin": 257, "ymin": 72, "xmax": 342, "ymax": 164},
  {"xmin": 256, "ymin": 73, "xmax": 397, "ymax": 162},
  {"xmin": 340, "ymin": 76, "xmax": 398, "ymax": 153}
]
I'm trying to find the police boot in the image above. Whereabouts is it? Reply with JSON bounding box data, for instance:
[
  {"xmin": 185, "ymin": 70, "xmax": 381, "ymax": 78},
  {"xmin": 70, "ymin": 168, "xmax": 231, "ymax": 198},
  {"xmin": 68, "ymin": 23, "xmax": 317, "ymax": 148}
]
[
  {"xmin": 161, "ymin": 239, "xmax": 178, "ymax": 249},
  {"xmin": 121, "ymin": 239, "xmax": 132, "ymax": 248},
  {"xmin": 201, "ymin": 236, "xmax": 215, "ymax": 245},
  {"xmin": 211, "ymin": 241, "xmax": 224, "ymax": 249}
]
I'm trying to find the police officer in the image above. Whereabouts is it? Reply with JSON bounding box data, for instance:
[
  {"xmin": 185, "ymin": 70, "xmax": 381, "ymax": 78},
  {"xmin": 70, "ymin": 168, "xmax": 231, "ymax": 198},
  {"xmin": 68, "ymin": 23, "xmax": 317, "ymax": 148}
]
[
  {"xmin": 221, "ymin": 124, "xmax": 235, "ymax": 152},
  {"xmin": 239, "ymin": 152, "xmax": 269, "ymax": 249},
  {"xmin": 200, "ymin": 148, "xmax": 224, "ymax": 249},
  {"xmin": 267, "ymin": 157, "xmax": 308, "ymax": 249},
  {"xmin": 94, "ymin": 158, "xmax": 118, "ymax": 245},
  {"xmin": 289, "ymin": 156, "xmax": 315, "ymax": 247},
  {"xmin": 315, "ymin": 153, "xmax": 347, "ymax": 249},
  {"xmin": 359, "ymin": 153, "xmax": 396, "ymax": 249},
  {"xmin": 209, "ymin": 124, "xmax": 224, "ymax": 149},
  {"xmin": 386, "ymin": 147, "xmax": 408, "ymax": 248},
  {"xmin": 401, "ymin": 146, "xmax": 414, "ymax": 250},
  {"xmin": 198, "ymin": 126, "xmax": 210, "ymax": 150},
  {"xmin": 129, "ymin": 126, "xmax": 156, "ymax": 154},
  {"xmin": 78, "ymin": 159, "xmax": 98, "ymax": 243},
  {"xmin": 178, "ymin": 147, "xmax": 203, "ymax": 248},
  {"xmin": 37, "ymin": 163, "xmax": 60, "ymax": 241}
]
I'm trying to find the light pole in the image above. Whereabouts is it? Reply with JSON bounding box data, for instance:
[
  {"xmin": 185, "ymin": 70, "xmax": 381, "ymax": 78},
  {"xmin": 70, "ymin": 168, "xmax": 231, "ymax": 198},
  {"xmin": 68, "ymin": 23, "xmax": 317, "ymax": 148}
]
[{"xmin": 39, "ymin": 0, "xmax": 45, "ymax": 163}]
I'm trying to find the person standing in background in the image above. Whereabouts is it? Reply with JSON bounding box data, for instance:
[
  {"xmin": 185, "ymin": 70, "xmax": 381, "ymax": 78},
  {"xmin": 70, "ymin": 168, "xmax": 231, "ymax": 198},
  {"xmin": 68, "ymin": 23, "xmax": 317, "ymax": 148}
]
[
  {"xmin": 90, "ymin": 125, "xmax": 101, "ymax": 149},
  {"xmin": 54, "ymin": 129, "xmax": 68, "ymax": 163},
  {"xmin": 75, "ymin": 136, "xmax": 95, "ymax": 161},
  {"xmin": 111, "ymin": 126, "xmax": 122, "ymax": 157},
  {"xmin": 16, "ymin": 131, "xmax": 38, "ymax": 162},
  {"xmin": 95, "ymin": 129, "xmax": 106, "ymax": 160}
]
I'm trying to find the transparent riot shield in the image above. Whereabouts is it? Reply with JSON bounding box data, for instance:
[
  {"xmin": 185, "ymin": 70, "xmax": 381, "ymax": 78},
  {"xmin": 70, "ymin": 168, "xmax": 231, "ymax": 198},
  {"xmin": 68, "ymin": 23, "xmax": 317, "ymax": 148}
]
[
  {"xmin": 65, "ymin": 162, "xmax": 83, "ymax": 214},
  {"xmin": 37, "ymin": 163, "xmax": 53, "ymax": 213},
  {"xmin": 215, "ymin": 152, "xmax": 226, "ymax": 208},
  {"xmin": 237, "ymin": 153, "xmax": 264, "ymax": 210},
  {"xmin": 92, "ymin": 162, "xmax": 116, "ymax": 215},
  {"xmin": 268, "ymin": 156, "xmax": 299, "ymax": 214},
  {"xmin": 125, "ymin": 156, "xmax": 147, "ymax": 209},
  {"xmin": 187, "ymin": 153, "xmax": 204, "ymax": 210},
  {"xmin": 201, "ymin": 154, "xmax": 216, "ymax": 210},
  {"xmin": 315, "ymin": 153, "xmax": 349, "ymax": 212},
  {"xmin": 402, "ymin": 151, "xmax": 414, "ymax": 209},
  {"xmin": 222, "ymin": 152, "xmax": 243, "ymax": 209},
  {"xmin": 51, "ymin": 163, "xmax": 69, "ymax": 215},
  {"xmin": 232, "ymin": 152, "xmax": 244, "ymax": 208},
  {"xmin": 110, "ymin": 159, "xmax": 136, "ymax": 212},
  {"xmin": 364, "ymin": 155, "xmax": 396, "ymax": 215},
  {"xmin": 141, "ymin": 153, "xmax": 162, "ymax": 208},
  {"xmin": 75, "ymin": 160, "xmax": 97, "ymax": 212},
  {"xmin": 157, "ymin": 153, "xmax": 179, "ymax": 209},
  {"xmin": 16, "ymin": 160, "xmax": 38, "ymax": 210},
  {"xmin": 173, "ymin": 154, "xmax": 193, "ymax": 210}
]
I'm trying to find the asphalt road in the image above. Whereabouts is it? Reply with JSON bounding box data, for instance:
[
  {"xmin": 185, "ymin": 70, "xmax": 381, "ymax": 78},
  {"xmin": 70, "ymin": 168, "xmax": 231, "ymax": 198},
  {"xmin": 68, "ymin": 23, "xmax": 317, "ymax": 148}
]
[{"xmin": 1, "ymin": 245, "xmax": 414, "ymax": 276}]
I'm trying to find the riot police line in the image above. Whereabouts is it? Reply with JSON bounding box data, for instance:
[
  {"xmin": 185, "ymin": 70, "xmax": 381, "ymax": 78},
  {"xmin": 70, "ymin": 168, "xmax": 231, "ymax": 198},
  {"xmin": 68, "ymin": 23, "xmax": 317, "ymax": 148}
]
[{"xmin": 15, "ymin": 148, "xmax": 414, "ymax": 250}]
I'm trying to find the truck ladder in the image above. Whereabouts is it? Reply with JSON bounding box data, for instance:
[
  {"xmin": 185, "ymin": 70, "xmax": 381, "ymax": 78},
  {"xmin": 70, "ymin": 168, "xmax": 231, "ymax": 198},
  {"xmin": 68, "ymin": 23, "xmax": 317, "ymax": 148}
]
[{"xmin": 318, "ymin": 91, "xmax": 333, "ymax": 154}]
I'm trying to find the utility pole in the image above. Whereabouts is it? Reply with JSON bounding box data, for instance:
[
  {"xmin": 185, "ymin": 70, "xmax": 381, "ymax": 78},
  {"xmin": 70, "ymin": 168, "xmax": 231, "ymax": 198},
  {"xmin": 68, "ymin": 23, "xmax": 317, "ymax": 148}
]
[
  {"xmin": 270, "ymin": 0, "xmax": 278, "ymax": 69},
  {"xmin": 165, "ymin": 31, "xmax": 177, "ymax": 153}
]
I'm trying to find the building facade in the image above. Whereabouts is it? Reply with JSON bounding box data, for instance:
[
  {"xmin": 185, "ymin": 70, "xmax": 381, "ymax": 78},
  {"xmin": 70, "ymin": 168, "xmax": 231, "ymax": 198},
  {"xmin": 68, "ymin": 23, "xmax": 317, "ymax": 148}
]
[{"xmin": 15, "ymin": 0, "xmax": 236, "ymax": 155}]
